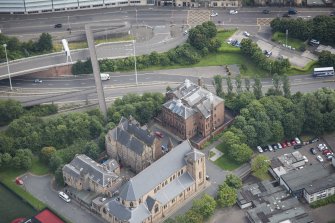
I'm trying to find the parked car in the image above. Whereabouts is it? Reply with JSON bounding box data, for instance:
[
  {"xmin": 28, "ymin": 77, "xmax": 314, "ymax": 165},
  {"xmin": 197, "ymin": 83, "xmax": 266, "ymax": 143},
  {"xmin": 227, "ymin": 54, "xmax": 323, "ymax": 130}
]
[
  {"xmin": 54, "ymin": 23, "xmax": 62, "ymax": 28},
  {"xmin": 243, "ymin": 31, "xmax": 250, "ymax": 37},
  {"xmin": 280, "ymin": 142, "xmax": 287, "ymax": 149},
  {"xmin": 303, "ymin": 155, "xmax": 308, "ymax": 162},
  {"xmin": 183, "ymin": 30, "xmax": 188, "ymax": 36},
  {"xmin": 210, "ymin": 11, "xmax": 218, "ymax": 17},
  {"xmin": 268, "ymin": 145, "xmax": 274, "ymax": 152},
  {"xmin": 286, "ymin": 141, "xmax": 292, "ymax": 147},
  {"xmin": 318, "ymin": 143, "xmax": 327, "ymax": 151},
  {"xmin": 34, "ymin": 79, "xmax": 43, "ymax": 83},
  {"xmin": 291, "ymin": 139, "xmax": 297, "ymax": 145},
  {"xmin": 59, "ymin": 191, "xmax": 71, "ymax": 203},
  {"xmin": 295, "ymin": 137, "xmax": 301, "ymax": 144},
  {"xmin": 262, "ymin": 9, "xmax": 270, "ymax": 14},
  {"xmin": 15, "ymin": 177, "xmax": 23, "ymax": 185},
  {"xmin": 310, "ymin": 148, "xmax": 317, "ymax": 155},
  {"xmin": 277, "ymin": 143, "xmax": 282, "ymax": 149},
  {"xmin": 294, "ymin": 144, "xmax": 302, "ymax": 150},
  {"xmin": 326, "ymin": 155, "xmax": 334, "ymax": 161},
  {"xmin": 316, "ymin": 155, "xmax": 324, "ymax": 162},
  {"xmin": 310, "ymin": 137, "xmax": 320, "ymax": 143},
  {"xmin": 257, "ymin": 146, "xmax": 264, "ymax": 153},
  {"xmin": 309, "ymin": 39, "xmax": 320, "ymax": 46},
  {"xmin": 272, "ymin": 144, "xmax": 278, "ymax": 150},
  {"xmin": 322, "ymin": 149, "xmax": 331, "ymax": 155},
  {"xmin": 229, "ymin": 10, "xmax": 238, "ymax": 15},
  {"xmin": 154, "ymin": 131, "xmax": 164, "ymax": 138},
  {"xmin": 330, "ymin": 11, "xmax": 335, "ymax": 16}
]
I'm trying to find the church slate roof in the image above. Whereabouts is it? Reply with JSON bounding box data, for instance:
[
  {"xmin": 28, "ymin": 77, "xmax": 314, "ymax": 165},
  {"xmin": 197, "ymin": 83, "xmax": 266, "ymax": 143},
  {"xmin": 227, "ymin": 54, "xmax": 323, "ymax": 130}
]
[
  {"xmin": 163, "ymin": 99, "xmax": 195, "ymax": 119},
  {"xmin": 118, "ymin": 140, "xmax": 203, "ymax": 201},
  {"xmin": 145, "ymin": 196, "xmax": 156, "ymax": 212},
  {"xmin": 63, "ymin": 154, "xmax": 118, "ymax": 187}
]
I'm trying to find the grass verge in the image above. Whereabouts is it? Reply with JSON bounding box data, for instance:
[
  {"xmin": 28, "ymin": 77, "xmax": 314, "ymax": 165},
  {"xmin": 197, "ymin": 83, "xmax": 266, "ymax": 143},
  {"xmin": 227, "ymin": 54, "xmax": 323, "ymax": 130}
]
[
  {"xmin": 287, "ymin": 60, "xmax": 317, "ymax": 75},
  {"xmin": 213, "ymin": 143, "xmax": 242, "ymax": 171},
  {"xmin": 0, "ymin": 157, "xmax": 49, "ymax": 211},
  {"xmin": 272, "ymin": 32, "xmax": 306, "ymax": 51},
  {"xmin": 0, "ymin": 168, "xmax": 46, "ymax": 211},
  {"xmin": 214, "ymin": 154, "xmax": 242, "ymax": 171}
]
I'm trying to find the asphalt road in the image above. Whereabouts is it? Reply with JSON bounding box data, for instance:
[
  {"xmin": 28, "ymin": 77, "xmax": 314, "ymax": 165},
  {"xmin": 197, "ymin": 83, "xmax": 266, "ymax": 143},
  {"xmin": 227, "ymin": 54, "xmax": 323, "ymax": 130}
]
[
  {"xmin": 0, "ymin": 6, "xmax": 333, "ymax": 79},
  {"xmin": 22, "ymin": 173, "xmax": 106, "ymax": 223},
  {"xmin": 1, "ymin": 67, "xmax": 334, "ymax": 104}
]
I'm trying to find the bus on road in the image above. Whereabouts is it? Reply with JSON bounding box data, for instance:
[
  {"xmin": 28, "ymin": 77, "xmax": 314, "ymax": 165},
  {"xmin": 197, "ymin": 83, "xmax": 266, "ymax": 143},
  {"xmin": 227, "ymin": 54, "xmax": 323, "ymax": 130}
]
[{"xmin": 313, "ymin": 67, "xmax": 334, "ymax": 77}]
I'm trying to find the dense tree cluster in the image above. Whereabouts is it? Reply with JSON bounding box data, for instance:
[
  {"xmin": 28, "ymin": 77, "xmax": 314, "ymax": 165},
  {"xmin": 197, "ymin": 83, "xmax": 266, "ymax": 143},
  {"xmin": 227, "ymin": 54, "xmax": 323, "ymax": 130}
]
[
  {"xmin": 107, "ymin": 93, "xmax": 165, "ymax": 125},
  {"xmin": 240, "ymin": 38, "xmax": 290, "ymax": 75},
  {"xmin": 72, "ymin": 22, "xmax": 221, "ymax": 75},
  {"xmin": 0, "ymin": 100, "xmax": 57, "ymax": 126},
  {"xmin": 251, "ymin": 155, "xmax": 270, "ymax": 177},
  {"xmin": 216, "ymin": 183, "xmax": 237, "ymax": 207},
  {"xmin": 0, "ymin": 93, "xmax": 165, "ymax": 185},
  {"xmin": 318, "ymin": 50, "xmax": 335, "ymax": 68},
  {"xmin": 270, "ymin": 16, "xmax": 335, "ymax": 45},
  {"xmin": 0, "ymin": 33, "xmax": 53, "ymax": 62}
]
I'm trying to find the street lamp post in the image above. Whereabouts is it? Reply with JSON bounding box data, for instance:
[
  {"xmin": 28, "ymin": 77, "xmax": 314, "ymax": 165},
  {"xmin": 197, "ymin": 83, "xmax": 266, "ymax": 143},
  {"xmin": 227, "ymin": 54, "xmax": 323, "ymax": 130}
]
[
  {"xmin": 135, "ymin": 8, "xmax": 138, "ymax": 27},
  {"xmin": 67, "ymin": 16, "xmax": 71, "ymax": 33},
  {"xmin": 3, "ymin": 44, "xmax": 13, "ymax": 91},
  {"xmin": 133, "ymin": 40, "xmax": 138, "ymax": 86}
]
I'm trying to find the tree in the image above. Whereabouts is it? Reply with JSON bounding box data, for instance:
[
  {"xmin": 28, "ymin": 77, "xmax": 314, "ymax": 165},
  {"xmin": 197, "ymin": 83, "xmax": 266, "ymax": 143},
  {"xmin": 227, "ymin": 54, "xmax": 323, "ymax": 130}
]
[
  {"xmin": 216, "ymin": 183, "xmax": 237, "ymax": 207},
  {"xmin": 49, "ymin": 154, "xmax": 63, "ymax": 172},
  {"xmin": 55, "ymin": 165, "xmax": 64, "ymax": 186},
  {"xmin": 192, "ymin": 194, "xmax": 217, "ymax": 219},
  {"xmin": 0, "ymin": 133, "xmax": 14, "ymax": 154},
  {"xmin": 224, "ymin": 174, "xmax": 242, "ymax": 189},
  {"xmin": 213, "ymin": 75, "xmax": 224, "ymax": 98},
  {"xmin": 84, "ymin": 141, "xmax": 100, "ymax": 160},
  {"xmin": 226, "ymin": 76, "xmax": 233, "ymax": 96},
  {"xmin": 272, "ymin": 73, "xmax": 282, "ymax": 95},
  {"xmin": 40, "ymin": 146, "xmax": 57, "ymax": 163},
  {"xmin": 235, "ymin": 75, "xmax": 243, "ymax": 95},
  {"xmin": 251, "ymin": 155, "xmax": 270, "ymax": 177},
  {"xmin": 253, "ymin": 77, "xmax": 263, "ymax": 99},
  {"xmin": 318, "ymin": 50, "xmax": 335, "ymax": 67},
  {"xmin": 0, "ymin": 99, "xmax": 24, "ymax": 125},
  {"xmin": 281, "ymin": 75, "xmax": 291, "ymax": 98},
  {"xmin": 244, "ymin": 77, "xmax": 251, "ymax": 91},
  {"xmin": 1, "ymin": 153, "xmax": 12, "ymax": 167},
  {"xmin": 35, "ymin": 33, "xmax": 53, "ymax": 52},
  {"xmin": 228, "ymin": 143, "xmax": 253, "ymax": 163}
]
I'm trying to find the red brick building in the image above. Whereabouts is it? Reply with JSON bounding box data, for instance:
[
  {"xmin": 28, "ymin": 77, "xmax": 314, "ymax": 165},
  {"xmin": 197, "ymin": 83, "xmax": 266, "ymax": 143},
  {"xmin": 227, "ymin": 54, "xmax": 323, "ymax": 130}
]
[{"xmin": 162, "ymin": 79, "xmax": 225, "ymax": 140}]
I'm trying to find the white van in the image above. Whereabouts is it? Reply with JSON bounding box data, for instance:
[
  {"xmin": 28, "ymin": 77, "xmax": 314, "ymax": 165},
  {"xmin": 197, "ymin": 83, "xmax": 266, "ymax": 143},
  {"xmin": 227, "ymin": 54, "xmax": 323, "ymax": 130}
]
[
  {"xmin": 59, "ymin": 191, "xmax": 71, "ymax": 203},
  {"xmin": 100, "ymin": 73, "xmax": 110, "ymax": 81}
]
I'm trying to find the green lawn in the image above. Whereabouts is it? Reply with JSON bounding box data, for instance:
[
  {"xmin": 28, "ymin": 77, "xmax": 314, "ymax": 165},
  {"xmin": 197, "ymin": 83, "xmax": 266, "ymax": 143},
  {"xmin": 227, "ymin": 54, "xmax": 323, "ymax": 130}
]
[
  {"xmin": 0, "ymin": 168, "xmax": 46, "ymax": 211},
  {"xmin": 0, "ymin": 157, "xmax": 49, "ymax": 211},
  {"xmin": 30, "ymin": 156, "xmax": 50, "ymax": 175},
  {"xmin": 214, "ymin": 154, "xmax": 242, "ymax": 171},
  {"xmin": 272, "ymin": 32, "xmax": 306, "ymax": 51}
]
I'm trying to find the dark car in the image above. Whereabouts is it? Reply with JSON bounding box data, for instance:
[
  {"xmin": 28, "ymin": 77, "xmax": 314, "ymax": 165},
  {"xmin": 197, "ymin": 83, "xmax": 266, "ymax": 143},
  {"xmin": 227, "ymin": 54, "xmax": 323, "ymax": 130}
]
[
  {"xmin": 330, "ymin": 11, "xmax": 335, "ymax": 16},
  {"xmin": 262, "ymin": 9, "xmax": 270, "ymax": 14},
  {"xmin": 288, "ymin": 8, "xmax": 297, "ymax": 15},
  {"xmin": 54, "ymin": 23, "xmax": 62, "ymax": 28},
  {"xmin": 282, "ymin": 13, "xmax": 291, "ymax": 18},
  {"xmin": 294, "ymin": 144, "xmax": 302, "ymax": 150},
  {"xmin": 310, "ymin": 148, "xmax": 317, "ymax": 155}
]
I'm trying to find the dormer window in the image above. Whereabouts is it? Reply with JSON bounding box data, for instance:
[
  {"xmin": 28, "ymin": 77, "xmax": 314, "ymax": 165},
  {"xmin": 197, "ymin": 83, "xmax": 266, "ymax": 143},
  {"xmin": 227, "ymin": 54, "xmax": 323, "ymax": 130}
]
[{"xmin": 130, "ymin": 202, "xmax": 134, "ymax": 207}]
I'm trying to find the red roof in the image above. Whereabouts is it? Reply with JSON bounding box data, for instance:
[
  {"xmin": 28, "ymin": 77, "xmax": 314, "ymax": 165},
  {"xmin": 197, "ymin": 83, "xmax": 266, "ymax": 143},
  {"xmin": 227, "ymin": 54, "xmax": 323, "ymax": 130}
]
[{"xmin": 34, "ymin": 209, "xmax": 64, "ymax": 223}]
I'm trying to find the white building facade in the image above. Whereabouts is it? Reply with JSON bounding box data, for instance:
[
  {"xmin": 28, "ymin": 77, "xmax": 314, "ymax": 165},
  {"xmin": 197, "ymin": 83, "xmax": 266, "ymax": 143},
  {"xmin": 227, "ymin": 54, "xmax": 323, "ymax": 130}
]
[{"xmin": 0, "ymin": 0, "xmax": 153, "ymax": 14}]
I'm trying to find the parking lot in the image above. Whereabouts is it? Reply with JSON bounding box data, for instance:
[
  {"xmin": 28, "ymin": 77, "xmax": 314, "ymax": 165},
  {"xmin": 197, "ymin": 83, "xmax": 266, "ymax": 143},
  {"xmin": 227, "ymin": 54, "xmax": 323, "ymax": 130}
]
[{"xmin": 260, "ymin": 137, "xmax": 333, "ymax": 167}]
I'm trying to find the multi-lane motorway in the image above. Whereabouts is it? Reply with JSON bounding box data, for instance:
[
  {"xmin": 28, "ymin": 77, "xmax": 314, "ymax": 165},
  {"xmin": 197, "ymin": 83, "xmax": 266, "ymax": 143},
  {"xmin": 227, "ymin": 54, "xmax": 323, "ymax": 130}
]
[
  {"xmin": 0, "ymin": 6, "xmax": 333, "ymax": 78},
  {"xmin": 1, "ymin": 67, "xmax": 334, "ymax": 106}
]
